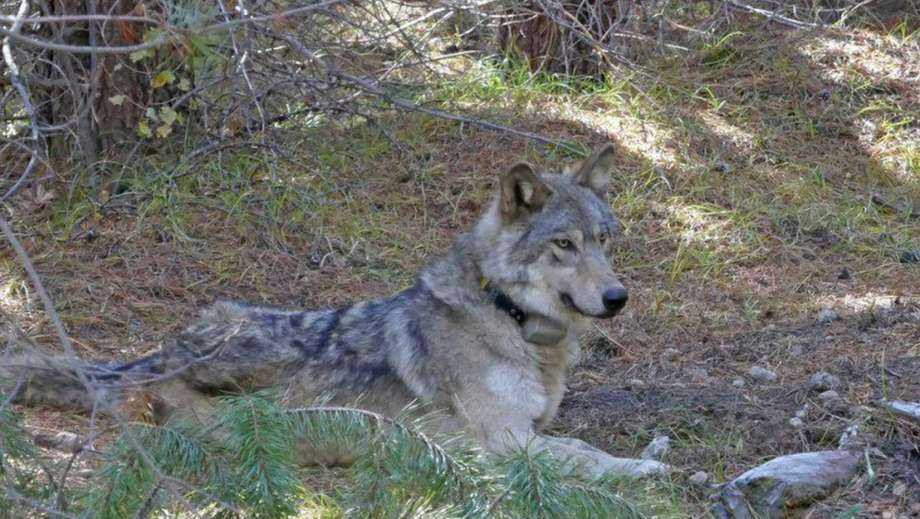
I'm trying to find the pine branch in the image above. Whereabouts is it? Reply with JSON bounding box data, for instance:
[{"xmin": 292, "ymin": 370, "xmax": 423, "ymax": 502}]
[
  {"xmin": 500, "ymin": 449, "xmax": 646, "ymax": 519},
  {"xmin": 217, "ymin": 393, "xmax": 304, "ymax": 518},
  {"xmin": 12, "ymin": 393, "xmax": 649, "ymax": 518},
  {"xmin": 0, "ymin": 395, "xmax": 42, "ymax": 515}
]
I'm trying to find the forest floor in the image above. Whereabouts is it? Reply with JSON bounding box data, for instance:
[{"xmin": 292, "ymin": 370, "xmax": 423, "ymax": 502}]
[{"xmin": 2, "ymin": 12, "xmax": 918, "ymax": 518}]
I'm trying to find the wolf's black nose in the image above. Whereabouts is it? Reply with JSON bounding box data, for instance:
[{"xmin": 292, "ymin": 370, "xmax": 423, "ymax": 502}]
[{"xmin": 602, "ymin": 287, "xmax": 628, "ymax": 315}]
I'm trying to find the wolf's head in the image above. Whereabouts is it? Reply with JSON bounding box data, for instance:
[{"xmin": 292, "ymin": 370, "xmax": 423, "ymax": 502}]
[{"xmin": 473, "ymin": 144, "xmax": 626, "ymax": 329}]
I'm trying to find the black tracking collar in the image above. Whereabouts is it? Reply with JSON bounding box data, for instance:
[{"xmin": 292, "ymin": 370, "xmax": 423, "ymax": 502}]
[{"xmin": 481, "ymin": 278, "xmax": 527, "ymax": 326}]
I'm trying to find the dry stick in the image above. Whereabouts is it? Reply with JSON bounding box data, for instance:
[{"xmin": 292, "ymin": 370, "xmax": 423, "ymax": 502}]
[
  {"xmin": 0, "ymin": 14, "xmax": 157, "ymax": 24},
  {"xmin": 1, "ymin": 5, "xmax": 96, "ymax": 419},
  {"xmin": 0, "ymin": 0, "xmax": 348, "ymax": 54},
  {"xmin": 1, "ymin": 488, "xmax": 77, "ymax": 519},
  {"xmin": 1, "ymin": 3, "xmax": 96, "ymax": 402},
  {"xmin": 271, "ymin": 32, "xmax": 585, "ymax": 155},
  {"xmin": 1, "ymin": 0, "xmax": 41, "ymax": 203},
  {"xmin": 722, "ymin": 0, "xmax": 823, "ymax": 29},
  {"xmin": 0, "ymin": 217, "xmax": 97, "ymax": 396}
]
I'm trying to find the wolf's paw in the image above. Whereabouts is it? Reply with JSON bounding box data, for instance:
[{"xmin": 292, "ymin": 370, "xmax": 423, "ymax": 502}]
[{"xmin": 599, "ymin": 457, "xmax": 671, "ymax": 479}]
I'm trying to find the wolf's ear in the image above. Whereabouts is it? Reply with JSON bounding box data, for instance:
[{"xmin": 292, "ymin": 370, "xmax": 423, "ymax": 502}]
[
  {"xmin": 500, "ymin": 162, "xmax": 549, "ymax": 221},
  {"xmin": 569, "ymin": 144, "xmax": 615, "ymax": 196}
]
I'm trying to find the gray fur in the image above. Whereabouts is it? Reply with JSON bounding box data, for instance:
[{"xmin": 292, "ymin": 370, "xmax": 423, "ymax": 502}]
[{"xmin": 0, "ymin": 145, "xmax": 668, "ymax": 478}]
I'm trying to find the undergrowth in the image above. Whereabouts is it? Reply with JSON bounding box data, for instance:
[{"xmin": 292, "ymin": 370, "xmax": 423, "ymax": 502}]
[{"xmin": 0, "ymin": 392, "xmax": 675, "ymax": 518}]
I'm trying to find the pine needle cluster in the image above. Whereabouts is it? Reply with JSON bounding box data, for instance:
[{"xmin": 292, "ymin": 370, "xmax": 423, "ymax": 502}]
[
  {"xmin": 0, "ymin": 392, "xmax": 655, "ymax": 518},
  {"xmin": 0, "ymin": 401, "xmax": 43, "ymax": 514}
]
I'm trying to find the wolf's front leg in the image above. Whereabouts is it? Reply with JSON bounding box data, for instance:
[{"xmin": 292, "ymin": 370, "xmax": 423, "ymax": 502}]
[
  {"xmin": 535, "ymin": 434, "xmax": 670, "ymax": 479},
  {"xmin": 479, "ymin": 422, "xmax": 669, "ymax": 480}
]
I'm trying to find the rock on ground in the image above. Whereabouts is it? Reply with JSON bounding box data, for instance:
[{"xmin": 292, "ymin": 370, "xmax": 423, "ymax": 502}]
[
  {"xmin": 818, "ymin": 390, "xmax": 840, "ymax": 402},
  {"xmin": 748, "ymin": 366, "xmax": 777, "ymax": 382},
  {"xmin": 715, "ymin": 450, "xmax": 861, "ymax": 519},
  {"xmin": 838, "ymin": 424, "xmax": 860, "ymax": 450},
  {"xmin": 817, "ymin": 308, "xmax": 839, "ymax": 323},
  {"xmin": 881, "ymin": 400, "xmax": 920, "ymax": 423},
  {"xmin": 626, "ymin": 378, "xmax": 645, "ymax": 389},
  {"xmin": 689, "ymin": 471, "xmax": 710, "ymax": 486},
  {"xmin": 808, "ymin": 371, "xmax": 841, "ymax": 392}
]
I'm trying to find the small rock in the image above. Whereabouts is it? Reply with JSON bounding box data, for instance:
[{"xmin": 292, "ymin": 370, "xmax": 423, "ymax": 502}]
[
  {"xmin": 719, "ymin": 450, "xmax": 861, "ymax": 519},
  {"xmin": 714, "ymin": 162, "xmax": 733, "ymax": 174},
  {"xmin": 641, "ymin": 435, "xmax": 671, "ymax": 461},
  {"xmin": 732, "ymin": 377, "xmax": 746, "ymax": 388},
  {"xmin": 626, "ymin": 378, "xmax": 646, "ymax": 389},
  {"xmin": 748, "ymin": 366, "xmax": 777, "ymax": 382},
  {"xmin": 880, "ymin": 400, "xmax": 920, "ymax": 423},
  {"xmin": 789, "ymin": 417, "xmax": 804, "ymax": 428},
  {"xmin": 899, "ymin": 250, "xmax": 920, "ymax": 264},
  {"xmin": 663, "ymin": 348, "xmax": 680, "ymax": 361},
  {"xmin": 817, "ymin": 308, "xmax": 838, "ymax": 323},
  {"xmin": 892, "ymin": 480, "xmax": 906, "ymax": 497},
  {"xmin": 687, "ymin": 367, "xmax": 710, "ymax": 381},
  {"xmin": 818, "ymin": 390, "xmax": 840, "ymax": 402},
  {"xmin": 689, "ymin": 471, "xmax": 710, "ymax": 486},
  {"xmin": 838, "ymin": 424, "xmax": 859, "ymax": 450},
  {"xmin": 808, "ymin": 371, "xmax": 841, "ymax": 392}
]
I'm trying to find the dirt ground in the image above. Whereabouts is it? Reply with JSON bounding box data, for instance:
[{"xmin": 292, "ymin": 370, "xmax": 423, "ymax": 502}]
[{"xmin": 2, "ymin": 12, "xmax": 918, "ymax": 518}]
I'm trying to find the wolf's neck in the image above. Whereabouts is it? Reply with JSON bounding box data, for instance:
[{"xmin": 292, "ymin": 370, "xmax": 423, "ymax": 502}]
[{"xmin": 416, "ymin": 232, "xmax": 489, "ymax": 309}]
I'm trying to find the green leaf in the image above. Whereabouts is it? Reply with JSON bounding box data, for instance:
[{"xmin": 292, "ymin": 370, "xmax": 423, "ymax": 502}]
[
  {"xmin": 129, "ymin": 48, "xmax": 151, "ymax": 63},
  {"xmin": 137, "ymin": 120, "xmax": 152, "ymax": 138},
  {"xmin": 178, "ymin": 77, "xmax": 191, "ymax": 92},
  {"xmin": 145, "ymin": 107, "xmax": 158, "ymax": 121},
  {"xmin": 108, "ymin": 94, "xmax": 126, "ymax": 106},
  {"xmin": 159, "ymin": 106, "xmax": 178, "ymax": 126},
  {"xmin": 151, "ymin": 70, "xmax": 175, "ymax": 89},
  {"xmin": 156, "ymin": 124, "xmax": 172, "ymax": 138}
]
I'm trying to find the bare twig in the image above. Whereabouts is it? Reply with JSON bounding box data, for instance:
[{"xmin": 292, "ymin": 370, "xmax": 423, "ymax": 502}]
[
  {"xmin": 722, "ymin": 0, "xmax": 823, "ymax": 29},
  {"xmin": 1, "ymin": 0, "xmax": 42, "ymax": 203},
  {"xmin": 0, "ymin": 0, "xmax": 348, "ymax": 54}
]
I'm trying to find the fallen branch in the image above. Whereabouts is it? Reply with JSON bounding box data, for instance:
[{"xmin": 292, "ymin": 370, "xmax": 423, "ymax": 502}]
[
  {"xmin": 723, "ymin": 0, "xmax": 824, "ymax": 29},
  {"xmin": 0, "ymin": 0, "xmax": 347, "ymax": 54},
  {"xmin": 1, "ymin": 0, "xmax": 41, "ymax": 204}
]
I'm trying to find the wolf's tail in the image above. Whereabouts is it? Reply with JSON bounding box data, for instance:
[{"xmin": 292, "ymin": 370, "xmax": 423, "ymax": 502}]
[{"xmin": 0, "ymin": 348, "xmax": 163, "ymax": 412}]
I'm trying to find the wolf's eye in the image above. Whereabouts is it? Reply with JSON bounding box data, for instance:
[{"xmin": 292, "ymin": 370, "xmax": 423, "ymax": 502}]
[{"xmin": 553, "ymin": 238, "xmax": 573, "ymax": 250}]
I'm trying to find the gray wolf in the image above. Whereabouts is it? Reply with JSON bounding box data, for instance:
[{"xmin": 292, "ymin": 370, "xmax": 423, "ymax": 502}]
[{"xmin": 1, "ymin": 145, "xmax": 668, "ymax": 479}]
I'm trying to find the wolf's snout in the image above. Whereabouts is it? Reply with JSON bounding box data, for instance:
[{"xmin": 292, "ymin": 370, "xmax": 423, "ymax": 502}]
[{"xmin": 601, "ymin": 287, "xmax": 628, "ymax": 317}]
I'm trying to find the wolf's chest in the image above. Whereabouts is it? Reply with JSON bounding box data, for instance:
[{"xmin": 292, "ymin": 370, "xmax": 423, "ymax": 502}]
[{"xmin": 484, "ymin": 364, "xmax": 548, "ymax": 420}]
